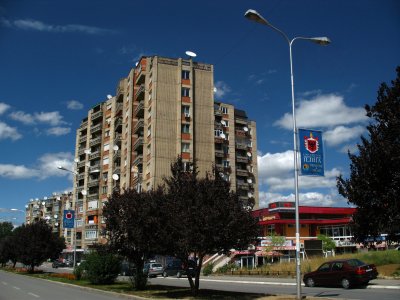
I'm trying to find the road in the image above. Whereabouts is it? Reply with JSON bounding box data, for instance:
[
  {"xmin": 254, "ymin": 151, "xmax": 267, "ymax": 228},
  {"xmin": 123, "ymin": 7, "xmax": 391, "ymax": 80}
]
[
  {"xmin": 0, "ymin": 270, "xmax": 131, "ymax": 300},
  {"xmin": 148, "ymin": 275, "xmax": 400, "ymax": 300}
]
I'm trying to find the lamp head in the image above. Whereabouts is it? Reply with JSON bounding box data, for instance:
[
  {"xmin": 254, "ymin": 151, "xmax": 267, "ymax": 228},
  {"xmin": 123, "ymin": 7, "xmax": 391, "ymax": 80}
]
[
  {"xmin": 310, "ymin": 37, "xmax": 331, "ymax": 46},
  {"xmin": 244, "ymin": 9, "xmax": 269, "ymax": 26},
  {"xmin": 57, "ymin": 166, "xmax": 63, "ymax": 170}
]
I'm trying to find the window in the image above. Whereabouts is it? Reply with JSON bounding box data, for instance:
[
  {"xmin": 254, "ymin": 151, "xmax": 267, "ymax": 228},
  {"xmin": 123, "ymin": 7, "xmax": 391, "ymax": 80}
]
[
  {"xmin": 181, "ymin": 124, "xmax": 190, "ymax": 133},
  {"xmin": 103, "ymin": 157, "xmax": 109, "ymax": 165},
  {"xmin": 182, "ymin": 70, "xmax": 190, "ymax": 79},
  {"xmin": 223, "ymin": 160, "xmax": 230, "ymax": 168},
  {"xmin": 221, "ymin": 106, "xmax": 228, "ymax": 114},
  {"xmin": 103, "ymin": 143, "xmax": 109, "ymax": 151},
  {"xmin": 102, "ymin": 186, "xmax": 107, "ymax": 194},
  {"xmin": 147, "ymin": 144, "xmax": 151, "ymax": 154},
  {"xmin": 88, "ymin": 200, "xmax": 98, "ymax": 210},
  {"xmin": 147, "ymin": 125, "xmax": 151, "ymax": 136},
  {"xmin": 182, "ymin": 105, "xmax": 190, "ymax": 116},
  {"xmin": 85, "ymin": 230, "xmax": 98, "ymax": 240},
  {"xmin": 76, "ymin": 219, "xmax": 82, "ymax": 227},
  {"xmin": 104, "ymin": 130, "xmax": 110, "ymax": 137},
  {"xmin": 182, "ymin": 87, "xmax": 190, "ymax": 97},
  {"xmin": 214, "ymin": 129, "xmax": 223, "ymax": 137},
  {"xmin": 182, "ymin": 143, "xmax": 190, "ymax": 152},
  {"xmin": 223, "ymin": 120, "xmax": 229, "ymax": 127}
]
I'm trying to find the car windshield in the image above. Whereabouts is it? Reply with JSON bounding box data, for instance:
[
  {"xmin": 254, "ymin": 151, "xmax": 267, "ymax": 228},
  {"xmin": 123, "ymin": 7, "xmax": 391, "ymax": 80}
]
[
  {"xmin": 347, "ymin": 259, "xmax": 365, "ymax": 267},
  {"xmin": 152, "ymin": 263, "xmax": 162, "ymax": 268}
]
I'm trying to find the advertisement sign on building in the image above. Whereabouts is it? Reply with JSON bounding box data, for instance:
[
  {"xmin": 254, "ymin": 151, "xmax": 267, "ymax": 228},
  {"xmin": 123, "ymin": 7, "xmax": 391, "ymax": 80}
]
[
  {"xmin": 63, "ymin": 210, "xmax": 75, "ymax": 229},
  {"xmin": 298, "ymin": 129, "xmax": 324, "ymax": 176}
]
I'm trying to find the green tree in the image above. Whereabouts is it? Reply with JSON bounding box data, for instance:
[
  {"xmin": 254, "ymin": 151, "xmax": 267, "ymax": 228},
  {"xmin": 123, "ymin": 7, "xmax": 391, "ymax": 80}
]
[
  {"xmin": 0, "ymin": 222, "xmax": 13, "ymax": 241},
  {"xmin": 337, "ymin": 66, "xmax": 400, "ymax": 245},
  {"xmin": 263, "ymin": 233, "xmax": 286, "ymax": 263},
  {"xmin": 317, "ymin": 234, "xmax": 336, "ymax": 252},
  {"xmin": 14, "ymin": 220, "xmax": 65, "ymax": 272},
  {"xmin": 103, "ymin": 188, "xmax": 166, "ymax": 290},
  {"xmin": 162, "ymin": 158, "xmax": 259, "ymax": 296}
]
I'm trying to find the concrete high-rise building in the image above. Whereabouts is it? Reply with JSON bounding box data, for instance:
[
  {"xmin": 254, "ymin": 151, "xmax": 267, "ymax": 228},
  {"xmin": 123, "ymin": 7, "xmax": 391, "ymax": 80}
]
[{"xmin": 72, "ymin": 56, "xmax": 258, "ymax": 249}]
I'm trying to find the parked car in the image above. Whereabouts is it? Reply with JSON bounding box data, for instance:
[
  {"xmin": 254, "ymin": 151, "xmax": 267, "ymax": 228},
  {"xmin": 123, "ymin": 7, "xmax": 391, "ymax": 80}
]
[
  {"xmin": 162, "ymin": 259, "xmax": 196, "ymax": 278},
  {"xmin": 143, "ymin": 262, "xmax": 164, "ymax": 278},
  {"xmin": 303, "ymin": 258, "xmax": 378, "ymax": 289},
  {"xmin": 51, "ymin": 260, "xmax": 66, "ymax": 268}
]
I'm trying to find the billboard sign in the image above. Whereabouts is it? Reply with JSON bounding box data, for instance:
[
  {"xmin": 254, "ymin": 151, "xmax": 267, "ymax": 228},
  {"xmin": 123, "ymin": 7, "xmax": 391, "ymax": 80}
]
[
  {"xmin": 298, "ymin": 129, "xmax": 324, "ymax": 176},
  {"xmin": 63, "ymin": 210, "xmax": 75, "ymax": 229}
]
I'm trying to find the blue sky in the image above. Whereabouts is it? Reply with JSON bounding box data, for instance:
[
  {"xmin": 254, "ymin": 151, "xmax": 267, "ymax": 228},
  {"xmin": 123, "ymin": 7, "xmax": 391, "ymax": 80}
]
[{"xmin": 0, "ymin": 0, "xmax": 399, "ymax": 225}]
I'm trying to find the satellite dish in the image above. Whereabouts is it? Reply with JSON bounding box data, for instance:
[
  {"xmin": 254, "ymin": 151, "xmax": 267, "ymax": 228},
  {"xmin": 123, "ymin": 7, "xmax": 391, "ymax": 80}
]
[
  {"xmin": 91, "ymin": 169, "xmax": 100, "ymax": 173},
  {"xmin": 42, "ymin": 201, "xmax": 45, "ymax": 206},
  {"xmin": 243, "ymin": 127, "xmax": 248, "ymax": 132},
  {"xmin": 135, "ymin": 62, "xmax": 139, "ymax": 67},
  {"xmin": 213, "ymin": 87, "xmax": 217, "ymax": 93},
  {"xmin": 219, "ymin": 172, "xmax": 224, "ymax": 177},
  {"xmin": 247, "ymin": 192, "xmax": 253, "ymax": 198},
  {"xmin": 30, "ymin": 199, "xmax": 33, "ymax": 202},
  {"xmin": 221, "ymin": 120, "xmax": 226, "ymax": 126},
  {"xmin": 44, "ymin": 197, "xmax": 47, "ymax": 200},
  {"xmin": 25, "ymin": 205, "xmax": 28, "ymax": 208},
  {"xmin": 247, "ymin": 152, "xmax": 252, "ymax": 157},
  {"xmin": 247, "ymin": 178, "xmax": 253, "ymax": 184},
  {"xmin": 107, "ymin": 94, "xmax": 112, "ymax": 99},
  {"xmin": 56, "ymin": 197, "xmax": 61, "ymax": 201},
  {"xmin": 55, "ymin": 222, "xmax": 59, "ymax": 226},
  {"xmin": 185, "ymin": 50, "xmax": 197, "ymax": 58},
  {"xmin": 220, "ymin": 133, "xmax": 226, "ymax": 139},
  {"xmin": 113, "ymin": 145, "xmax": 119, "ymax": 151},
  {"xmin": 54, "ymin": 215, "xmax": 58, "ymax": 219},
  {"xmin": 112, "ymin": 174, "xmax": 119, "ymax": 181},
  {"xmin": 84, "ymin": 149, "xmax": 91, "ymax": 154},
  {"xmin": 81, "ymin": 190, "xmax": 87, "ymax": 196},
  {"xmin": 74, "ymin": 158, "xmax": 79, "ymax": 163}
]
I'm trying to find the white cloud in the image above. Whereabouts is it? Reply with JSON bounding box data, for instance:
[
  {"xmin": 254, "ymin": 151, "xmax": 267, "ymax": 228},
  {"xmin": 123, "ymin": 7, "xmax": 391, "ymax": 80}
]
[
  {"xmin": 0, "ymin": 152, "xmax": 74, "ymax": 180},
  {"xmin": 339, "ymin": 144, "xmax": 359, "ymax": 154},
  {"xmin": 66, "ymin": 100, "xmax": 83, "ymax": 110},
  {"xmin": 46, "ymin": 127, "xmax": 71, "ymax": 136},
  {"xmin": 1, "ymin": 18, "xmax": 115, "ymax": 35},
  {"xmin": 214, "ymin": 81, "xmax": 231, "ymax": 99},
  {"xmin": 0, "ymin": 121, "xmax": 22, "ymax": 140},
  {"xmin": 324, "ymin": 125, "xmax": 365, "ymax": 146},
  {"xmin": 0, "ymin": 102, "xmax": 10, "ymax": 115},
  {"xmin": 10, "ymin": 110, "xmax": 67, "ymax": 126},
  {"xmin": 274, "ymin": 94, "xmax": 367, "ymax": 130}
]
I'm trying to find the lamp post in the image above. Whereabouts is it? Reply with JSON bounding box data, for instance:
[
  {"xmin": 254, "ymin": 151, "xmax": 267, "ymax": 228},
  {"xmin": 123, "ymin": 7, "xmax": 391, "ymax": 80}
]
[{"xmin": 245, "ymin": 9, "xmax": 330, "ymax": 300}]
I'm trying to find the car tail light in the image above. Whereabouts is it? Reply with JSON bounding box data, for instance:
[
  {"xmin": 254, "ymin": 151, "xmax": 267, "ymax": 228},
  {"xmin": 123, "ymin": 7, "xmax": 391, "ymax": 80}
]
[{"xmin": 355, "ymin": 267, "xmax": 366, "ymax": 275}]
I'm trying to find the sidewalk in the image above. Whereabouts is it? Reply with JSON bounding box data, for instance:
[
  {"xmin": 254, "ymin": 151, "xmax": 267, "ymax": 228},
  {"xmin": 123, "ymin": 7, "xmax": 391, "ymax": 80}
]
[{"xmin": 204, "ymin": 275, "xmax": 400, "ymax": 289}]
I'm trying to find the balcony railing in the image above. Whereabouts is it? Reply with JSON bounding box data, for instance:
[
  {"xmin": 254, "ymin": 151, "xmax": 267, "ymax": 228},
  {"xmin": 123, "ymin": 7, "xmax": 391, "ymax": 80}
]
[
  {"xmin": 90, "ymin": 123, "xmax": 102, "ymax": 133},
  {"xmin": 135, "ymin": 84, "xmax": 145, "ymax": 101},
  {"xmin": 90, "ymin": 136, "xmax": 102, "ymax": 146},
  {"xmin": 133, "ymin": 137, "xmax": 144, "ymax": 151},
  {"xmin": 91, "ymin": 111, "xmax": 103, "ymax": 120},
  {"xmin": 134, "ymin": 119, "xmax": 144, "ymax": 134},
  {"xmin": 134, "ymin": 101, "xmax": 144, "ymax": 118},
  {"xmin": 236, "ymin": 169, "xmax": 248, "ymax": 177},
  {"xmin": 89, "ymin": 151, "xmax": 101, "ymax": 160}
]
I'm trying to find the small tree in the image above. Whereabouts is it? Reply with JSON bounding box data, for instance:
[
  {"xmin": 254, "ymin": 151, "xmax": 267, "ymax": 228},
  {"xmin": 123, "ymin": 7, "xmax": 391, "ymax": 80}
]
[
  {"xmin": 263, "ymin": 233, "xmax": 286, "ymax": 263},
  {"xmin": 0, "ymin": 222, "xmax": 13, "ymax": 241},
  {"xmin": 13, "ymin": 220, "xmax": 65, "ymax": 272},
  {"xmin": 337, "ymin": 66, "xmax": 400, "ymax": 245},
  {"xmin": 317, "ymin": 234, "xmax": 336, "ymax": 253},
  {"xmin": 162, "ymin": 158, "xmax": 259, "ymax": 295},
  {"xmin": 103, "ymin": 188, "xmax": 166, "ymax": 290}
]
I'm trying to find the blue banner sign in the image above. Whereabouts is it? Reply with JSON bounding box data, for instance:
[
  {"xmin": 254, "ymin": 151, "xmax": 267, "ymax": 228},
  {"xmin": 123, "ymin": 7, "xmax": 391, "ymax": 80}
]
[
  {"xmin": 63, "ymin": 210, "xmax": 75, "ymax": 229},
  {"xmin": 298, "ymin": 129, "xmax": 324, "ymax": 176}
]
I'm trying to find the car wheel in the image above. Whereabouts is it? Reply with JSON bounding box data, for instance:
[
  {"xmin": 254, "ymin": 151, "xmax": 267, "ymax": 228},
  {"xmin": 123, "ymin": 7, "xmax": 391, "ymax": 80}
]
[
  {"xmin": 177, "ymin": 271, "xmax": 182, "ymax": 278},
  {"xmin": 305, "ymin": 277, "xmax": 315, "ymax": 287},
  {"xmin": 163, "ymin": 271, "xmax": 168, "ymax": 278},
  {"xmin": 341, "ymin": 278, "xmax": 351, "ymax": 289}
]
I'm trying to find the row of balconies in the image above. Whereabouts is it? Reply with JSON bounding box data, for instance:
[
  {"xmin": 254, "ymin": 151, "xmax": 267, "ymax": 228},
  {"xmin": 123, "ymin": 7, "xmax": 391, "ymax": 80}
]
[
  {"xmin": 90, "ymin": 123, "xmax": 102, "ymax": 133},
  {"xmin": 91, "ymin": 111, "xmax": 103, "ymax": 120},
  {"xmin": 90, "ymin": 136, "xmax": 102, "ymax": 146}
]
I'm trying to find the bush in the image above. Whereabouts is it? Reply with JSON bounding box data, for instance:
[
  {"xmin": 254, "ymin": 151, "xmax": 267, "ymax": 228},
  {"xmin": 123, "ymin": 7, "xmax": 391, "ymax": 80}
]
[
  {"xmin": 82, "ymin": 251, "xmax": 121, "ymax": 284},
  {"xmin": 215, "ymin": 262, "xmax": 237, "ymax": 274},
  {"xmin": 202, "ymin": 262, "xmax": 214, "ymax": 276},
  {"xmin": 73, "ymin": 263, "xmax": 86, "ymax": 280}
]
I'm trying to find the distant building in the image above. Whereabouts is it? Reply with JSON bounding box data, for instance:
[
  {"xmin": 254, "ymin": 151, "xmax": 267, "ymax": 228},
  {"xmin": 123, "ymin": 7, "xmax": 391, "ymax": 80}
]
[{"xmin": 69, "ymin": 55, "xmax": 258, "ymax": 250}]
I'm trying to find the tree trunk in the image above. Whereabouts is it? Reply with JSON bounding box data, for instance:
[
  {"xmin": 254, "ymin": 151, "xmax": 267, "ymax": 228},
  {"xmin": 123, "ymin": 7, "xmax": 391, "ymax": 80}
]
[
  {"xmin": 30, "ymin": 263, "xmax": 35, "ymax": 273},
  {"xmin": 194, "ymin": 255, "xmax": 204, "ymax": 292}
]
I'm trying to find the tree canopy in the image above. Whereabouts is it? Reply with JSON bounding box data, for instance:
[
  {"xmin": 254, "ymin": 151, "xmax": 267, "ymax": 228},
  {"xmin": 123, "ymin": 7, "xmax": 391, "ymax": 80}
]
[
  {"xmin": 337, "ymin": 66, "xmax": 400, "ymax": 244},
  {"xmin": 0, "ymin": 222, "xmax": 13, "ymax": 241}
]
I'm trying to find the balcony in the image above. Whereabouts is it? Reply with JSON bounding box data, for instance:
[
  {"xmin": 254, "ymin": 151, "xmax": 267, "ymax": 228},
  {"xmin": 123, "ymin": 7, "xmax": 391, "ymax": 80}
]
[
  {"xmin": 87, "ymin": 178, "xmax": 99, "ymax": 188},
  {"xmin": 236, "ymin": 169, "xmax": 248, "ymax": 177},
  {"xmin": 79, "ymin": 136, "xmax": 87, "ymax": 144},
  {"xmin": 235, "ymin": 142, "xmax": 248, "ymax": 150},
  {"xmin": 235, "ymin": 118, "xmax": 248, "ymax": 125},
  {"xmin": 113, "ymin": 151, "xmax": 121, "ymax": 162},
  {"xmin": 114, "ymin": 133, "xmax": 121, "ymax": 144},
  {"xmin": 214, "ymin": 109, "xmax": 222, "ymax": 116},
  {"xmin": 80, "ymin": 120, "xmax": 88, "ymax": 130},
  {"xmin": 134, "ymin": 119, "xmax": 144, "ymax": 134},
  {"xmin": 134, "ymin": 101, "xmax": 144, "ymax": 118},
  {"xmin": 135, "ymin": 84, "xmax": 145, "ymax": 101},
  {"xmin": 78, "ymin": 148, "xmax": 86, "ymax": 156},
  {"xmin": 77, "ymin": 161, "xmax": 86, "ymax": 168},
  {"xmin": 215, "ymin": 149, "xmax": 224, "ymax": 158},
  {"xmin": 214, "ymin": 137, "xmax": 224, "ymax": 144},
  {"xmin": 87, "ymin": 193, "xmax": 99, "ymax": 201},
  {"xmin": 236, "ymin": 155, "xmax": 249, "ymax": 163},
  {"xmin": 114, "ymin": 118, "xmax": 122, "ymax": 130},
  {"xmin": 90, "ymin": 123, "xmax": 102, "ymax": 134},
  {"xmin": 237, "ymin": 181, "xmax": 249, "ymax": 190},
  {"xmin": 235, "ymin": 129, "xmax": 247, "ymax": 137},
  {"xmin": 113, "ymin": 165, "xmax": 121, "ymax": 175},
  {"xmin": 133, "ymin": 137, "xmax": 144, "ymax": 151},
  {"xmin": 89, "ymin": 151, "xmax": 100, "ymax": 160},
  {"xmin": 115, "ymin": 102, "xmax": 123, "ymax": 114},
  {"xmin": 85, "ymin": 224, "xmax": 98, "ymax": 230},
  {"xmin": 91, "ymin": 111, "xmax": 103, "ymax": 121},
  {"xmin": 90, "ymin": 136, "xmax": 102, "ymax": 147},
  {"xmin": 132, "ymin": 154, "xmax": 143, "ymax": 166},
  {"xmin": 135, "ymin": 64, "xmax": 145, "ymax": 85}
]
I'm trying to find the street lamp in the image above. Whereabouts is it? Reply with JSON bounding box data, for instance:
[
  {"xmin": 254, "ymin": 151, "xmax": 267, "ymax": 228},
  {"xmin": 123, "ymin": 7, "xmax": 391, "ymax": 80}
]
[{"xmin": 245, "ymin": 9, "xmax": 330, "ymax": 300}]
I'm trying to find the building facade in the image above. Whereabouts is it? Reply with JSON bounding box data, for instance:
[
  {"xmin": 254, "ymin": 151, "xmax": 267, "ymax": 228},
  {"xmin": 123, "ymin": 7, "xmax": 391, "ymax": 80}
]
[{"xmin": 70, "ymin": 56, "xmax": 258, "ymax": 249}]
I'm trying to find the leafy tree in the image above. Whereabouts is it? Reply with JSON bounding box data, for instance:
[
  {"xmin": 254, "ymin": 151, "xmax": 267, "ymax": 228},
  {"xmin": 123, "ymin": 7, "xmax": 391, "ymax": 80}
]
[
  {"xmin": 337, "ymin": 66, "xmax": 400, "ymax": 245},
  {"xmin": 317, "ymin": 234, "xmax": 336, "ymax": 252},
  {"xmin": 162, "ymin": 157, "xmax": 259, "ymax": 295},
  {"xmin": 263, "ymin": 233, "xmax": 286, "ymax": 263},
  {"xmin": 14, "ymin": 220, "xmax": 65, "ymax": 272},
  {"xmin": 0, "ymin": 222, "xmax": 13, "ymax": 241},
  {"xmin": 103, "ymin": 188, "xmax": 166, "ymax": 290},
  {"xmin": 80, "ymin": 245, "xmax": 121, "ymax": 284},
  {"xmin": 0, "ymin": 235, "xmax": 17, "ymax": 267}
]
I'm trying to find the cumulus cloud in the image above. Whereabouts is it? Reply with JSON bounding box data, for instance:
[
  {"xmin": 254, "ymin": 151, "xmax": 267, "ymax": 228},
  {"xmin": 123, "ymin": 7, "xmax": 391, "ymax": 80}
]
[
  {"xmin": 10, "ymin": 110, "xmax": 67, "ymax": 126},
  {"xmin": 0, "ymin": 121, "xmax": 22, "ymax": 140},
  {"xmin": 66, "ymin": 100, "xmax": 83, "ymax": 110},
  {"xmin": 0, "ymin": 152, "xmax": 74, "ymax": 180},
  {"xmin": 274, "ymin": 94, "xmax": 367, "ymax": 130},
  {"xmin": 214, "ymin": 81, "xmax": 231, "ymax": 99},
  {"xmin": 0, "ymin": 102, "xmax": 10, "ymax": 115},
  {"xmin": 46, "ymin": 127, "xmax": 71, "ymax": 136},
  {"xmin": 1, "ymin": 18, "xmax": 116, "ymax": 35},
  {"xmin": 324, "ymin": 125, "xmax": 365, "ymax": 146}
]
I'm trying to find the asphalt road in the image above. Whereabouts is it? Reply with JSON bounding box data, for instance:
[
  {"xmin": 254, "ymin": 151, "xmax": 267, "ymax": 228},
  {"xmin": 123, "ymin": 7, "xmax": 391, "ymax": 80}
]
[{"xmin": 0, "ymin": 270, "xmax": 130, "ymax": 300}]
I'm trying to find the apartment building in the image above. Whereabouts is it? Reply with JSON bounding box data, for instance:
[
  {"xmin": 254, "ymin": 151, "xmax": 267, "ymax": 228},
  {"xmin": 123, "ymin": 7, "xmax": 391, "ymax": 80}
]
[{"xmin": 72, "ymin": 55, "xmax": 258, "ymax": 249}]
